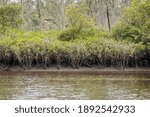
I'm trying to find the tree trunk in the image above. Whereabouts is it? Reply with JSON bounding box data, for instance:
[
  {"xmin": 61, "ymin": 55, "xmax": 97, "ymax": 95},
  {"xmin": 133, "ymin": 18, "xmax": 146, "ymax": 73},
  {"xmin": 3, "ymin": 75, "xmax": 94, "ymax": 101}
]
[
  {"xmin": 36, "ymin": 0, "xmax": 42, "ymax": 30},
  {"xmin": 106, "ymin": 4, "xmax": 111, "ymax": 31}
]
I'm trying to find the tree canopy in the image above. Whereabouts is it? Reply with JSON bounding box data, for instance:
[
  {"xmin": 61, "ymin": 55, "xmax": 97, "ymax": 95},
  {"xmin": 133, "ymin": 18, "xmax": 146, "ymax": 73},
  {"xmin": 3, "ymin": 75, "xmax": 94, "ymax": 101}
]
[
  {"xmin": 0, "ymin": 3, "xmax": 23, "ymax": 32},
  {"xmin": 113, "ymin": 0, "xmax": 150, "ymax": 47}
]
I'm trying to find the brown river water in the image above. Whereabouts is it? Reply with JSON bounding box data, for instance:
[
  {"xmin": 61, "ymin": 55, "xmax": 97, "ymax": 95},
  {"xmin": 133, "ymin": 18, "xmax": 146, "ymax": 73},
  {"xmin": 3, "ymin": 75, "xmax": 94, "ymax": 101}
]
[{"xmin": 0, "ymin": 72, "xmax": 150, "ymax": 100}]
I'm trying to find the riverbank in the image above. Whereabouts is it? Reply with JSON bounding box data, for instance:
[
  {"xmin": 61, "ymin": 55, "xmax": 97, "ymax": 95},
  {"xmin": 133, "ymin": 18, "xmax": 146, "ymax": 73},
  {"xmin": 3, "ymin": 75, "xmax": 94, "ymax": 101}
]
[{"xmin": 0, "ymin": 67, "xmax": 150, "ymax": 75}]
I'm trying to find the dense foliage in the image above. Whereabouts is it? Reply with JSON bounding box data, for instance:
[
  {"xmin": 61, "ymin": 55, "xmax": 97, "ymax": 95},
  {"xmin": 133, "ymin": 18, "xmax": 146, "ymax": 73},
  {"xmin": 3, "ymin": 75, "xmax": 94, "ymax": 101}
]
[
  {"xmin": 58, "ymin": 2, "xmax": 95, "ymax": 41},
  {"xmin": 0, "ymin": 1, "xmax": 149, "ymax": 70},
  {"xmin": 0, "ymin": 29, "xmax": 144, "ymax": 70},
  {"xmin": 113, "ymin": 0, "xmax": 150, "ymax": 45},
  {"xmin": 0, "ymin": 4, "xmax": 23, "ymax": 32},
  {"xmin": 112, "ymin": 0, "xmax": 150, "ymax": 65}
]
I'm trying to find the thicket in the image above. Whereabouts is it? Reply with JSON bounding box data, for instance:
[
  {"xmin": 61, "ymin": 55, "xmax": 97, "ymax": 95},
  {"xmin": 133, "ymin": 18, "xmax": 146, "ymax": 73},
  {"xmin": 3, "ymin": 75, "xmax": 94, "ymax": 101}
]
[
  {"xmin": 112, "ymin": 0, "xmax": 150, "ymax": 66},
  {"xmin": 0, "ymin": 3, "xmax": 23, "ymax": 32},
  {"xmin": 0, "ymin": 1, "xmax": 149, "ymax": 70},
  {"xmin": 0, "ymin": 28, "xmax": 144, "ymax": 70}
]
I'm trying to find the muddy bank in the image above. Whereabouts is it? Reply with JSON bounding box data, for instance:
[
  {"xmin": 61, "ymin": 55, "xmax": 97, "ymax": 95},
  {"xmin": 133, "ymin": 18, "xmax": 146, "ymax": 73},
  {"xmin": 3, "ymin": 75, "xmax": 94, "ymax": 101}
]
[{"xmin": 0, "ymin": 67, "xmax": 150, "ymax": 75}]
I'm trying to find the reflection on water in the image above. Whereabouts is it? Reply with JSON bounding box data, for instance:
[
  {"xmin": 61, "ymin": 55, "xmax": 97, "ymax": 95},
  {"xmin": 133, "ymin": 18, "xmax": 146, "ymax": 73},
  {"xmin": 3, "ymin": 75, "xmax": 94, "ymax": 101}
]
[{"xmin": 0, "ymin": 72, "xmax": 150, "ymax": 100}]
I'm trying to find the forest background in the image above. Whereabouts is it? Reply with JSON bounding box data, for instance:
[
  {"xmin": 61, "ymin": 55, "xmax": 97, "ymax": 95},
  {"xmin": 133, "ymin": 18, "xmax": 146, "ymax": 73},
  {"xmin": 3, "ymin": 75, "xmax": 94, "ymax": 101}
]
[{"xmin": 0, "ymin": 0, "xmax": 149, "ymax": 70}]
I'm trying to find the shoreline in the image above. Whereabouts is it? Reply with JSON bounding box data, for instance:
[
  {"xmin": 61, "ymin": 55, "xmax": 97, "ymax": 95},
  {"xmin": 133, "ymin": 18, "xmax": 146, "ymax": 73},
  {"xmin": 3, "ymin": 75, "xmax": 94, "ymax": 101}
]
[{"xmin": 0, "ymin": 67, "xmax": 150, "ymax": 75}]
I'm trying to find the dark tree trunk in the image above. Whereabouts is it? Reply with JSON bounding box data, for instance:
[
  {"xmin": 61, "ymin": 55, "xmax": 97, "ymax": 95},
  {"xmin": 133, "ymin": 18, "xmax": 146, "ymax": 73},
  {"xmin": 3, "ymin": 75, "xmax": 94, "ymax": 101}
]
[
  {"xmin": 36, "ymin": 0, "xmax": 42, "ymax": 30},
  {"xmin": 106, "ymin": 5, "xmax": 111, "ymax": 31}
]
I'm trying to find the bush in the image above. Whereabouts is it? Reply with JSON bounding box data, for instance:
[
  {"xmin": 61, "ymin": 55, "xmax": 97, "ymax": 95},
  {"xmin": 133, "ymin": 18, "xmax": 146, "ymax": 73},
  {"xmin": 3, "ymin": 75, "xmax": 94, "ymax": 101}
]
[{"xmin": 0, "ymin": 28, "xmax": 145, "ymax": 70}]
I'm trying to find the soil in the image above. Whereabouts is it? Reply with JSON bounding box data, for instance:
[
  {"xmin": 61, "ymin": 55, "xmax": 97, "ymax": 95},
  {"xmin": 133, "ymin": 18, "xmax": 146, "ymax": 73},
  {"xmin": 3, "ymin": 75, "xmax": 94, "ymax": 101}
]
[{"xmin": 0, "ymin": 67, "xmax": 150, "ymax": 75}]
